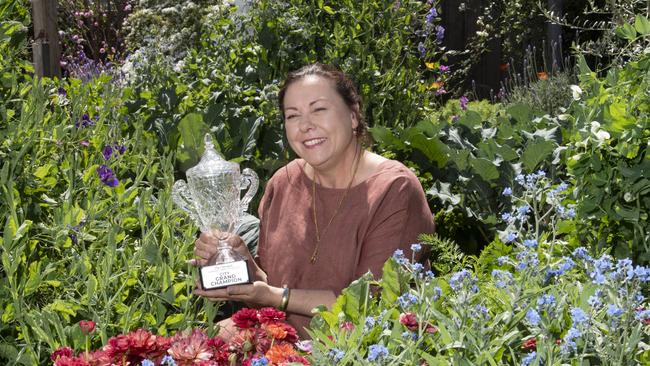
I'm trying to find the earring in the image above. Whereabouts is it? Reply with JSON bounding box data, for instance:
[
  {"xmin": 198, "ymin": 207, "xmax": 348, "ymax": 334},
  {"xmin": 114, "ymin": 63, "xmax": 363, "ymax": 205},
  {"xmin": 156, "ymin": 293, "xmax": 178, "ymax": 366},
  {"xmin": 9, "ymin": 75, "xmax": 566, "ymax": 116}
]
[{"xmin": 352, "ymin": 127, "xmax": 358, "ymax": 136}]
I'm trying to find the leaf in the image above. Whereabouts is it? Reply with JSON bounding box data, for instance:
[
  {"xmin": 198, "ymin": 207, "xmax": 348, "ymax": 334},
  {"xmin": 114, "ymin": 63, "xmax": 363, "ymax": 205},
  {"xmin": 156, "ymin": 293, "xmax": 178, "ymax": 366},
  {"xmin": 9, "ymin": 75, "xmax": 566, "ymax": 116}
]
[
  {"xmin": 606, "ymin": 101, "xmax": 635, "ymax": 132},
  {"xmin": 322, "ymin": 5, "xmax": 335, "ymax": 15},
  {"xmin": 177, "ymin": 113, "xmax": 207, "ymax": 170},
  {"xmin": 507, "ymin": 103, "xmax": 533, "ymax": 124},
  {"xmin": 615, "ymin": 23, "xmax": 637, "ymax": 40},
  {"xmin": 239, "ymin": 116, "xmax": 263, "ymax": 158},
  {"xmin": 340, "ymin": 274, "xmax": 371, "ymax": 321},
  {"xmin": 165, "ymin": 314, "xmax": 185, "ymax": 325},
  {"xmin": 457, "ymin": 111, "xmax": 482, "ymax": 129},
  {"xmin": 522, "ymin": 140, "xmax": 555, "ymax": 172},
  {"xmin": 33, "ymin": 164, "xmax": 52, "ymax": 180},
  {"xmin": 470, "ymin": 158, "xmax": 499, "ymax": 181},
  {"xmin": 635, "ymin": 15, "xmax": 650, "ymax": 35},
  {"xmin": 427, "ymin": 182, "xmax": 461, "ymax": 205},
  {"xmin": 380, "ymin": 260, "xmax": 400, "ymax": 306},
  {"xmin": 369, "ymin": 126, "xmax": 405, "ymax": 150},
  {"xmin": 409, "ymin": 135, "xmax": 449, "ymax": 167}
]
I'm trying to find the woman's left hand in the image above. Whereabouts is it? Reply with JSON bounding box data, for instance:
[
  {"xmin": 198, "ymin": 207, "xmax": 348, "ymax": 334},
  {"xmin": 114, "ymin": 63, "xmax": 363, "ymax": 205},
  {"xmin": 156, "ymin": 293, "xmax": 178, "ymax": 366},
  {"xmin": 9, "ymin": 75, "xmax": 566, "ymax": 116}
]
[{"xmin": 193, "ymin": 281, "xmax": 282, "ymax": 308}]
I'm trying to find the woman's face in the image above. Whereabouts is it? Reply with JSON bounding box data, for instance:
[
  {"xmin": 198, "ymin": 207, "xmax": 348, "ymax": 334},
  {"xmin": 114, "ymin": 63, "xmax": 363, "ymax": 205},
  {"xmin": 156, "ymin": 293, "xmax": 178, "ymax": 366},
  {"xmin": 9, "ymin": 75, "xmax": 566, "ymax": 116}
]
[{"xmin": 283, "ymin": 75, "xmax": 358, "ymax": 172}]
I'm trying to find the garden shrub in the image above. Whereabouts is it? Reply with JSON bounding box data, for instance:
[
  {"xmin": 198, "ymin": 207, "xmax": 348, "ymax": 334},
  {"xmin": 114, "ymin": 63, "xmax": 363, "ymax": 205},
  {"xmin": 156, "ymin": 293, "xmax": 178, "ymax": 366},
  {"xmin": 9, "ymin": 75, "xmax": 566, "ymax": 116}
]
[{"xmin": 565, "ymin": 47, "xmax": 650, "ymax": 264}]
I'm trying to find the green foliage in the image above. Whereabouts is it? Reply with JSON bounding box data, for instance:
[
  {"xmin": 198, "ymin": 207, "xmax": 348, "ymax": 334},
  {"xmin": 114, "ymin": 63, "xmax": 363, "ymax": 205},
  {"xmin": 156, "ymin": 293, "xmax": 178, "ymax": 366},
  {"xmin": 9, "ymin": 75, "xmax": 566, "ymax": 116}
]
[
  {"xmin": 418, "ymin": 233, "xmax": 471, "ymax": 276},
  {"xmin": 566, "ymin": 48, "xmax": 650, "ymax": 263},
  {"xmin": 0, "ymin": 0, "xmax": 32, "ymax": 116},
  {"xmin": 307, "ymin": 177, "xmax": 650, "ymax": 365},
  {"xmin": 372, "ymin": 98, "xmax": 567, "ymax": 251},
  {"xmin": 0, "ymin": 78, "xmax": 218, "ymax": 364}
]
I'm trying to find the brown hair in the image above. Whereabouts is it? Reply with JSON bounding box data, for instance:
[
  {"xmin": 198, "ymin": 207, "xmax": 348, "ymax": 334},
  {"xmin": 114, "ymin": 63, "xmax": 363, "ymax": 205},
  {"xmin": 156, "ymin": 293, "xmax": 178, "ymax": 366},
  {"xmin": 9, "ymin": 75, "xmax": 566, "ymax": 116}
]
[{"xmin": 278, "ymin": 63, "xmax": 369, "ymax": 144}]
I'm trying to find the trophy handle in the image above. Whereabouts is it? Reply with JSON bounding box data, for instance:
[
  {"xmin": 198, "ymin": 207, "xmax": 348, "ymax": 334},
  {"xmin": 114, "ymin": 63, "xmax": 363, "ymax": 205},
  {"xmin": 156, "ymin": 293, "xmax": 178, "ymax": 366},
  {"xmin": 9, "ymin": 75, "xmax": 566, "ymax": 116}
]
[
  {"xmin": 239, "ymin": 168, "xmax": 259, "ymax": 214},
  {"xmin": 172, "ymin": 180, "xmax": 203, "ymax": 229}
]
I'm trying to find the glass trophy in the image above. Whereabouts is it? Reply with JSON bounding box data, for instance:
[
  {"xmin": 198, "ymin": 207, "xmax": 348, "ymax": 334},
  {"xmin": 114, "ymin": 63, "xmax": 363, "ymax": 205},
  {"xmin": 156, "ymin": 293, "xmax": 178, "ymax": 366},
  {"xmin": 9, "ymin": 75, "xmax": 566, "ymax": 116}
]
[{"xmin": 172, "ymin": 134, "xmax": 258, "ymax": 290}]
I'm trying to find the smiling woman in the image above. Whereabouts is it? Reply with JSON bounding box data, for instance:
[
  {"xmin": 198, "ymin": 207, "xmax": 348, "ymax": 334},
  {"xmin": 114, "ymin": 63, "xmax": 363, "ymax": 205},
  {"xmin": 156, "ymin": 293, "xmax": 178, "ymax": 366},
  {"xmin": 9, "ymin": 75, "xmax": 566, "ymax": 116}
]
[{"xmin": 193, "ymin": 63, "xmax": 436, "ymax": 339}]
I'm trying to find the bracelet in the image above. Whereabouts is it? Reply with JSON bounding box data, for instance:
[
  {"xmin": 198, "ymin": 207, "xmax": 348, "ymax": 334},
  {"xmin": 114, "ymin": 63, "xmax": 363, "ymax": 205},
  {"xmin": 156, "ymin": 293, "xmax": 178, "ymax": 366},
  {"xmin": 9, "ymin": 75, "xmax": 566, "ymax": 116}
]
[{"xmin": 279, "ymin": 285, "xmax": 290, "ymax": 311}]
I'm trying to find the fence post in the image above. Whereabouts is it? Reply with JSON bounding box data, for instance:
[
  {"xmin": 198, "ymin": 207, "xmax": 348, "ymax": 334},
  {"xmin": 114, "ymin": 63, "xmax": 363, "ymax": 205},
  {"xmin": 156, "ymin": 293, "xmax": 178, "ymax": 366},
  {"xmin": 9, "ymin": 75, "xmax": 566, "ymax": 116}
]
[{"xmin": 32, "ymin": 0, "xmax": 61, "ymax": 78}]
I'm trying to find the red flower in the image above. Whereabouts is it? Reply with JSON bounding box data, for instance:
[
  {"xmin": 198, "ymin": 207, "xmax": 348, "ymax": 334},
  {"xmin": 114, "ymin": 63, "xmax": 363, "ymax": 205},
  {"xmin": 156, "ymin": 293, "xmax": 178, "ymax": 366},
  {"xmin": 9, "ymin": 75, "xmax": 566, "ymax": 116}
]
[
  {"xmin": 258, "ymin": 307, "xmax": 286, "ymax": 324},
  {"xmin": 79, "ymin": 320, "xmax": 96, "ymax": 334},
  {"xmin": 399, "ymin": 312, "xmax": 418, "ymax": 331},
  {"xmin": 522, "ymin": 338, "xmax": 537, "ymax": 350},
  {"xmin": 51, "ymin": 346, "xmax": 74, "ymax": 361},
  {"xmin": 232, "ymin": 308, "xmax": 260, "ymax": 329},
  {"xmin": 284, "ymin": 354, "xmax": 311, "ymax": 365}
]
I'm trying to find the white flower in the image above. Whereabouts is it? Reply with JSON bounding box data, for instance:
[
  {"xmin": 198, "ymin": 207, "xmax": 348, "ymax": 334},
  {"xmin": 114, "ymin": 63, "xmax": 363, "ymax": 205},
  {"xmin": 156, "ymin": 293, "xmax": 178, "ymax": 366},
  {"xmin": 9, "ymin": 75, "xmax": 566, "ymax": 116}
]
[
  {"xmin": 570, "ymin": 85, "xmax": 583, "ymax": 101},
  {"xmin": 590, "ymin": 121, "xmax": 610, "ymax": 141}
]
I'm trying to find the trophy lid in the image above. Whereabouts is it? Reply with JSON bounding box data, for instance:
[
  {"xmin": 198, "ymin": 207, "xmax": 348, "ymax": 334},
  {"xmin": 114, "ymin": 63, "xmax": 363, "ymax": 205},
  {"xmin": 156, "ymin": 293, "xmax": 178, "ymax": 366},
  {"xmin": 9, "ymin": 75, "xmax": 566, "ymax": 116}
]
[{"xmin": 186, "ymin": 134, "xmax": 239, "ymax": 179}]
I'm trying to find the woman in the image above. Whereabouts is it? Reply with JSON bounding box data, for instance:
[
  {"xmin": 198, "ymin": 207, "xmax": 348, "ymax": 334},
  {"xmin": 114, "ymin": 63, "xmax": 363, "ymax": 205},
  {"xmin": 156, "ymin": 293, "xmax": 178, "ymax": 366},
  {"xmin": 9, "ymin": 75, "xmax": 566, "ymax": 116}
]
[{"xmin": 193, "ymin": 63, "xmax": 435, "ymax": 338}]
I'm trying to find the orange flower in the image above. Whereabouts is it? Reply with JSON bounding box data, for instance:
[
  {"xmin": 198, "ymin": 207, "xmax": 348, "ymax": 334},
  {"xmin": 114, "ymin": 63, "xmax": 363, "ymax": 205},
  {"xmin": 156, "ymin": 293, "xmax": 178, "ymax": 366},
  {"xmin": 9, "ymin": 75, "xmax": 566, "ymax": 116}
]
[
  {"xmin": 265, "ymin": 323, "xmax": 288, "ymax": 340},
  {"xmin": 265, "ymin": 343, "xmax": 297, "ymax": 364},
  {"xmin": 428, "ymin": 81, "xmax": 444, "ymax": 90},
  {"xmin": 500, "ymin": 63, "xmax": 510, "ymax": 72},
  {"xmin": 537, "ymin": 71, "xmax": 548, "ymax": 80}
]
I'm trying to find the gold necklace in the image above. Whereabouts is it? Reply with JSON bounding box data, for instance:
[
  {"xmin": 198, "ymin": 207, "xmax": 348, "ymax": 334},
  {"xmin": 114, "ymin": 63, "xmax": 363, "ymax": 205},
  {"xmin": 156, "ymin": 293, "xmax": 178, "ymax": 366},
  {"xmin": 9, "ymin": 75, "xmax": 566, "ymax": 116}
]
[{"xmin": 310, "ymin": 149, "xmax": 362, "ymax": 264}]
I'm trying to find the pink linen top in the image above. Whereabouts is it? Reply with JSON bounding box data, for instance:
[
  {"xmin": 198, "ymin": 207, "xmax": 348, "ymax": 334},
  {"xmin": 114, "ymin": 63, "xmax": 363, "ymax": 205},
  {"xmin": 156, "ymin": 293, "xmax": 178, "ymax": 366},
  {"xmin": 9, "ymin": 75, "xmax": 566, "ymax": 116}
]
[{"xmin": 257, "ymin": 158, "xmax": 435, "ymax": 337}]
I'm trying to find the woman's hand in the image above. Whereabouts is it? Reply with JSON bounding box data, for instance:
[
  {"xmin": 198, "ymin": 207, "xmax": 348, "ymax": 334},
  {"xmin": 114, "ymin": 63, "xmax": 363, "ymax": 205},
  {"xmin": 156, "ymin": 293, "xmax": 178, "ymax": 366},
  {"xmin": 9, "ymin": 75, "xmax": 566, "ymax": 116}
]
[
  {"xmin": 193, "ymin": 231, "xmax": 252, "ymax": 267},
  {"xmin": 193, "ymin": 281, "xmax": 283, "ymax": 309}
]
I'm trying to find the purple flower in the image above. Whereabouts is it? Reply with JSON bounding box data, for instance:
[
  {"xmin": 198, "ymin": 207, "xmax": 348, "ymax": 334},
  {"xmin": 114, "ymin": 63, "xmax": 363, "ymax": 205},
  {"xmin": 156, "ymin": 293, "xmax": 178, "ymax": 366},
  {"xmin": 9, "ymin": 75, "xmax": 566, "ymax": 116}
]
[
  {"xmin": 459, "ymin": 96, "xmax": 469, "ymax": 110},
  {"xmin": 102, "ymin": 145, "xmax": 113, "ymax": 160},
  {"xmin": 417, "ymin": 42, "xmax": 426, "ymax": 58},
  {"xmin": 435, "ymin": 25, "xmax": 445, "ymax": 43},
  {"xmin": 75, "ymin": 113, "xmax": 94, "ymax": 129},
  {"xmin": 425, "ymin": 7, "xmax": 438, "ymax": 24},
  {"xmin": 439, "ymin": 64, "xmax": 450, "ymax": 73},
  {"xmin": 114, "ymin": 144, "xmax": 126, "ymax": 155},
  {"xmin": 57, "ymin": 87, "xmax": 67, "ymax": 96},
  {"xmin": 97, "ymin": 165, "xmax": 118, "ymax": 187}
]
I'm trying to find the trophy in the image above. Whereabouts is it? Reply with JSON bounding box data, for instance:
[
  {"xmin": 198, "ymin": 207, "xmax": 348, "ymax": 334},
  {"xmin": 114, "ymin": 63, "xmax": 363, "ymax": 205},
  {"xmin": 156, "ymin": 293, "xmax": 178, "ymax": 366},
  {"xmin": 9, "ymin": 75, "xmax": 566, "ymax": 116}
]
[{"xmin": 172, "ymin": 134, "xmax": 259, "ymax": 290}]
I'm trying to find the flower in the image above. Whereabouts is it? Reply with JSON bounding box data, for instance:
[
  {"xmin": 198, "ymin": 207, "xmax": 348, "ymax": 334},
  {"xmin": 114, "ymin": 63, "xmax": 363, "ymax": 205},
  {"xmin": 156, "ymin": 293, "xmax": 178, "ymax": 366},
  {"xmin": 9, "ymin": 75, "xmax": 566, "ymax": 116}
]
[
  {"xmin": 97, "ymin": 165, "xmax": 119, "ymax": 187},
  {"xmin": 265, "ymin": 343, "xmax": 297, "ymax": 364},
  {"xmin": 258, "ymin": 307, "xmax": 285, "ymax": 324},
  {"xmin": 459, "ymin": 96, "xmax": 469, "ymax": 110},
  {"xmin": 439, "ymin": 64, "xmax": 450, "ymax": 73},
  {"xmin": 502, "ymin": 187, "xmax": 512, "ymax": 196},
  {"xmin": 537, "ymin": 71, "xmax": 548, "ymax": 80},
  {"xmin": 399, "ymin": 312, "xmax": 418, "ymax": 331},
  {"xmin": 167, "ymin": 329, "xmax": 213, "ymax": 363},
  {"xmin": 295, "ymin": 340, "xmax": 312, "ymax": 353},
  {"xmin": 526, "ymin": 309, "xmax": 541, "ymax": 326},
  {"xmin": 606, "ymin": 304, "xmax": 623, "ymax": 317},
  {"xmin": 522, "ymin": 338, "xmax": 537, "ymax": 350},
  {"xmin": 339, "ymin": 321, "xmax": 354, "ymax": 331},
  {"xmin": 75, "ymin": 114, "xmax": 94, "ymax": 129},
  {"xmin": 51, "ymin": 347, "xmax": 74, "ymax": 361},
  {"xmin": 435, "ymin": 25, "xmax": 445, "ymax": 43},
  {"xmin": 251, "ymin": 356, "xmax": 269, "ymax": 366},
  {"xmin": 425, "ymin": 7, "xmax": 437, "ymax": 24},
  {"xmin": 328, "ymin": 348, "xmax": 345, "ymax": 362},
  {"xmin": 521, "ymin": 351, "xmax": 537, "ymax": 366},
  {"xmin": 367, "ymin": 344, "xmax": 389, "ymax": 362},
  {"xmin": 570, "ymin": 308, "xmax": 588, "ymax": 324},
  {"xmin": 79, "ymin": 320, "xmax": 95, "ymax": 334},
  {"xmin": 160, "ymin": 355, "xmax": 177, "ymax": 365},
  {"xmin": 232, "ymin": 308, "xmax": 260, "ymax": 329},
  {"xmin": 523, "ymin": 239, "xmax": 538, "ymax": 248},
  {"xmin": 410, "ymin": 243, "xmax": 422, "ymax": 252},
  {"xmin": 141, "ymin": 360, "xmax": 155, "ymax": 366},
  {"xmin": 102, "ymin": 145, "xmax": 113, "ymax": 160},
  {"xmin": 417, "ymin": 42, "xmax": 426, "ymax": 58}
]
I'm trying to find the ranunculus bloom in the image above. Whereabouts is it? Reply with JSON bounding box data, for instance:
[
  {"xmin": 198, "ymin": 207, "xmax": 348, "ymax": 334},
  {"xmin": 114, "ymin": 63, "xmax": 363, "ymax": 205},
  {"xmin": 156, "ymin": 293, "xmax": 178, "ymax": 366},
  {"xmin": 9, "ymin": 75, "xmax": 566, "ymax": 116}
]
[
  {"xmin": 51, "ymin": 346, "xmax": 74, "ymax": 361},
  {"xmin": 232, "ymin": 308, "xmax": 260, "ymax": 329},
  {"xmin": 265, "ymin": 343, "xmax": 297, "ymax": 364},
  {"xmin": 258, "ymin": 307, "xmax": 286, "ymax": 324},
  {"xmin": 399, "ymin": 312, "xmax": 418, "ymax": 331},
  {"xmin": 522, "ymin": 337, "xmax": 537, "ymax": 350},
  {"xmin": 264, "ymin": 323, "xmax": 288, "ymax": 340},
  {"xmin": 167, "ymin": 329, "xmax": 213, "ymax": 363},
  {"xmin": 79, "ymin": 320, "xmax": 95, "ymax": 334}
]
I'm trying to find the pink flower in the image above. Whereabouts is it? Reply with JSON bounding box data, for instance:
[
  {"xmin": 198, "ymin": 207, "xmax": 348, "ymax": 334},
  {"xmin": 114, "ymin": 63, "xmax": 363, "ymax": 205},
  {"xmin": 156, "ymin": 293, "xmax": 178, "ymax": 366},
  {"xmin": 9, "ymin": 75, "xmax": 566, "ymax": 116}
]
[
  {"xmin": 339, "ymin": 321, "xmax": 354, "ymax": 331},
  {"xmin": 167, "ymin": 329, "xmax": 213, "ymax": 364},
  {"xmin": 522, "ymin": 337, "xmax": 537, "ymax": 350},
  {"xmin": 399, "ymin": 312, "xmax": 418, "ymax": 331},
  {"xmin": 79, "ymin": 320, "xmax": 95, "ymax": 334},
  {"xmin": 124, "ymin": 4, "xmax": 132, "ymax": 11},
  {"xmin": 53, "ymin": 356, "xmax": 90, "ymax": 366},
  {"xmin": 232, "ymin": 308, "xmax": 260, "ymax": 329}
]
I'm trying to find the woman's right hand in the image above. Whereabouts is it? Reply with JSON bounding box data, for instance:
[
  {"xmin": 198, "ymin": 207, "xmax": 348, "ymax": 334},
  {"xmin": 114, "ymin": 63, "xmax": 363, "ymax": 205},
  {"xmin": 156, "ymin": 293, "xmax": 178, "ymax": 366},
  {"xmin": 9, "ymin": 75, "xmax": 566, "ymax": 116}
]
[{"xmin": 193, "ymin": 231, "xmax": 267, "ymax": 282}]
